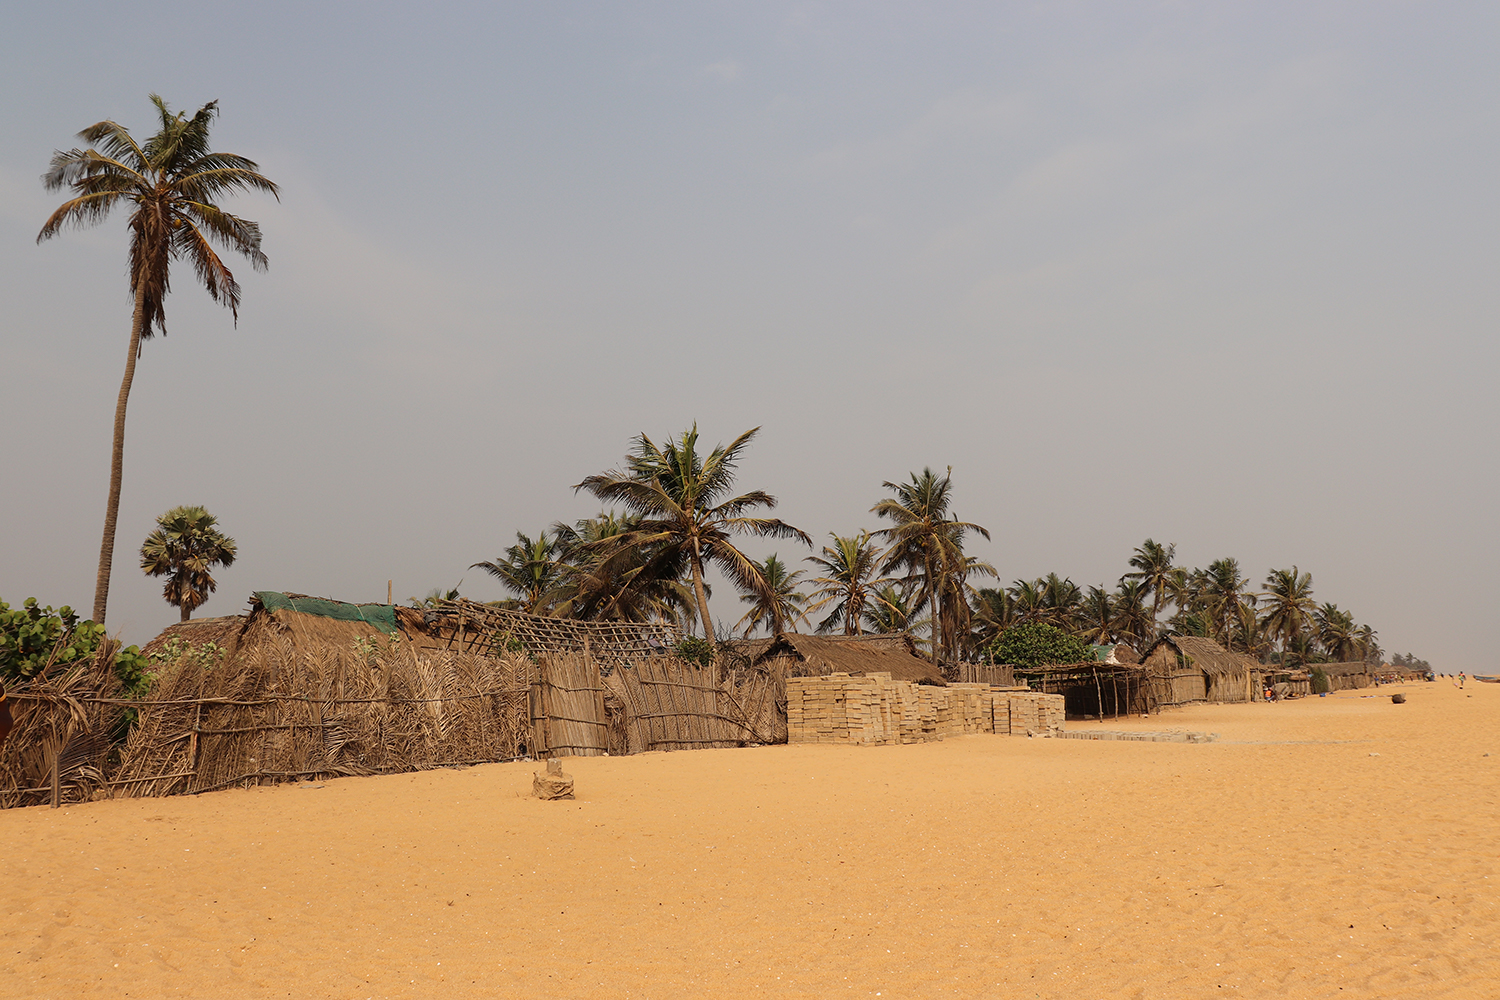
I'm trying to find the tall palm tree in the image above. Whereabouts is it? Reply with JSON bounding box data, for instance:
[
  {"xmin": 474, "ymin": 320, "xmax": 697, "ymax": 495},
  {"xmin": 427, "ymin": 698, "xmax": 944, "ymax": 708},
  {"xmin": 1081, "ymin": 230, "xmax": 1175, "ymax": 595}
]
[
  {"xmin": 471, "ymin": 530, "xmax": 563, "ymax": 614},
  {"xmin": 575, "ymin": 425, "xmax": 810, "ymax": 637},
  {"xmin": 871, "ymin": 467, "xmax": 990, "ymax": 663},
  {"xmin": 735, "ymin": 554, "xmax": 809, "ymax": 636},
  {"xmin": 1260, "ymin": 567, "xmax": 1316, "ymax": 666},
  {"xmin": 805, "ymin": 531, "xmax": 888, "ymax": 635},
  {"xmin": 39, "ymin": 96, "xmax": 278, "ymax": 625},
  {"xmin": 1200, "ymin": 558, "xmax": 1254, "ymax": 646},
  {"xmin": 139, "ymin": 505, "xmax": 236, "ymax": 622},
  {"xmin": 1121, "ymin": 539, "xmax": 1176, "ymax": 639}
]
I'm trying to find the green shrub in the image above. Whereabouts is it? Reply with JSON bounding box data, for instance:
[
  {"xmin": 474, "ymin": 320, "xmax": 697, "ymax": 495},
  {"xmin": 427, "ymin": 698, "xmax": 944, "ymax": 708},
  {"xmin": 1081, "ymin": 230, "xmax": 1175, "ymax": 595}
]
[
  {"xmin": 1310, "ymin": 666, "xmax": 1331, "ymax": 694},
  {"xmin": 986, "ymin": 622, "xmax": 1094, "ymax": 671},
  {"xmin": 0, "ymin": 597, "xmax": 150, "ymax": 694},
  {"xmin": 674, "ymin": 635, "xmax": 715, "ymax": 669}
]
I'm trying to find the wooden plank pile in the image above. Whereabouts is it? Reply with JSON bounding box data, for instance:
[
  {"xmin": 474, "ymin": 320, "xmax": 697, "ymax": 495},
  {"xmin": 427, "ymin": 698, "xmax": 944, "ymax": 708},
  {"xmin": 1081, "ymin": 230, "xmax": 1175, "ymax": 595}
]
[{"xmin": 786, "ymin": 675, "xmax": 1066, "ymax": 745}]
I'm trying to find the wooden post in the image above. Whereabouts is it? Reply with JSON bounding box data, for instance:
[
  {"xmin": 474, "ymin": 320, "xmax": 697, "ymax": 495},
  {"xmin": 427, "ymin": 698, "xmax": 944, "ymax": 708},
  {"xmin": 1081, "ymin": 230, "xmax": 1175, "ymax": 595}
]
[{"xmin": 388, "ymin": 580, "xmax": 393, "ymax": 606}]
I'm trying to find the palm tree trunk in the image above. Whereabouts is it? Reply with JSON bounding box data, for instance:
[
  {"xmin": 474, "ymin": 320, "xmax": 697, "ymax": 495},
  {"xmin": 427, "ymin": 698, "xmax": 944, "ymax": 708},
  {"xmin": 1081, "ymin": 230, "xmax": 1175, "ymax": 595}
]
[
  {"xmin": 927, "ymin": 550, "xmax": 940, "ymax": 664},
  {"xmin": 93, "ymin": 285, "xmax": 147, "ymax": 625},
  {"xmin": 689, "ymin": 542, "xmax": 712, "ymax": 640}
]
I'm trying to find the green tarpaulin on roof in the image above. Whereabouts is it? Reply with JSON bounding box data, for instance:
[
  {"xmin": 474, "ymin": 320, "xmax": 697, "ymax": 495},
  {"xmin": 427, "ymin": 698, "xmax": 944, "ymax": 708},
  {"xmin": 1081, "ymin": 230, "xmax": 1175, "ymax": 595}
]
[{"xmin": 254, "ymin": 592, "xmax": 398, "ymax": 634}]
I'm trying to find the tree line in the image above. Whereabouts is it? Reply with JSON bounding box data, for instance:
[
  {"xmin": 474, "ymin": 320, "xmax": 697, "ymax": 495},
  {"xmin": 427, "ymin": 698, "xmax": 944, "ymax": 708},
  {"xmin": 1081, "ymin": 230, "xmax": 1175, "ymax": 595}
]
[{"xmin": 459, "ymin": 425, "xmax": 1397, "ymax": 670}]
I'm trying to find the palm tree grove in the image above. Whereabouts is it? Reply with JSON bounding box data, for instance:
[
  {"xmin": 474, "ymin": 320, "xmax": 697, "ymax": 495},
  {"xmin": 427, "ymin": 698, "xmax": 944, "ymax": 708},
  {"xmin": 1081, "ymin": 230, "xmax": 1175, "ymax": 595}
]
[{"xmin": 461, "ymin": 423, "xmax": 1397, "ymax": 673}]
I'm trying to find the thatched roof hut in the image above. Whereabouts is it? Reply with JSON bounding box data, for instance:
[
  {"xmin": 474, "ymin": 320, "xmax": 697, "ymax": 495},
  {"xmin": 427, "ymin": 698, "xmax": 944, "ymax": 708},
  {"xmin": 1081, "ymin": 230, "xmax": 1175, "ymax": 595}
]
[
  {"xmin": 728, "ymin": 632, "xmax": 946, "ymax": 684},
  {"xmin": 141, "ymin": 593, "xmax": 449, "ymax": 662},
  {"xmin": 1317, "ymin": 661, "xmax": 1375, "ymax": 691},
  {"xmin": 1141, "ymin": 635, "xmax": 1264, "ymax": 705},
  {"xmin": 1090, "ymin": 643, "xmax": 1140, "ymax": 665}
]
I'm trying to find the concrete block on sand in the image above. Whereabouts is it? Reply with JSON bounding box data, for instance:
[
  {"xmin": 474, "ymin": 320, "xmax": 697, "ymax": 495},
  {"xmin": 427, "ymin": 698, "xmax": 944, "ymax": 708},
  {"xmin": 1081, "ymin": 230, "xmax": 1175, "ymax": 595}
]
[{"xmin": 533, "ymin": 757, "xmax": 575, "ymax": 800}]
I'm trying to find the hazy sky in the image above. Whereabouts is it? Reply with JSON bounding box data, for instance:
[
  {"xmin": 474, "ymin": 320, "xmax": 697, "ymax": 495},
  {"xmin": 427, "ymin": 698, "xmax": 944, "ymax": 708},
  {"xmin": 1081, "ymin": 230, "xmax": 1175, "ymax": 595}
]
[{"xmin": 2, "ymin": 3, "xmax": 1496, "ymax": 666}]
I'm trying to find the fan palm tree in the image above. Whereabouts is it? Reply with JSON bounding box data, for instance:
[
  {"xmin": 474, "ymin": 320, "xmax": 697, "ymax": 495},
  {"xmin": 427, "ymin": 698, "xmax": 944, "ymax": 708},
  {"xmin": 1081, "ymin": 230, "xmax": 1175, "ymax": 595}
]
[
  {"xmin": 471, "ymin": 530, "xmax": 564, "ymax": 614},
  {"xmin": 1122, "ymin": 539, "xmax": 1176, "ymax": 639},
  {"xmin": 805, "ymin": 531, "xmax": 888, "ymax": 635},
  {"xmin": 139, "ymin": 505, "xmax": 236, "ymax": 622},
  {"xmin": 872, "ymin": 467, "xmax": 989, "ymax": 663},
  {"xmin": 39, "ymin": 96, "xmax": 278, "ymax": 625},
  {"xmin": 575, "ymin": 425, "xmax": 810, "ymax": 637},
  {"xmin": 1260, "ymin": 567, "xmax": 1316, "ymax": 664},
  {"xmin": 735, "ymin": 554, "xmax": 809, "ymax": 636}
]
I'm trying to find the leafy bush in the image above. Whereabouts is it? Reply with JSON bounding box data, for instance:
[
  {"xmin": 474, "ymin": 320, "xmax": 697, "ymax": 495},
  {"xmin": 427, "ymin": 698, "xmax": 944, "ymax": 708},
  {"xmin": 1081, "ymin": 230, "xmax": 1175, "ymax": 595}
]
[
  {"xmin": 1310, "ymin": 665, "xmax": 1331, "ymax": 694},
  {"xmin": 0, "ymin": 597, "xmax": 151, "ymax": 694},
  {"xmin": 986, "ymin": 622, "xmax": 1094, "ymax": 670},
  {"xmin": 674, "ymin": 635, "xmax": 715, "ymax": 669}
]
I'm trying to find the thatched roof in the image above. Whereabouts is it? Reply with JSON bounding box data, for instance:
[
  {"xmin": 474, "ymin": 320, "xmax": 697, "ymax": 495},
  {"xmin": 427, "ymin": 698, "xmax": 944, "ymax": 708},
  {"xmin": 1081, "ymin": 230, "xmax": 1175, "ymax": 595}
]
[
  {"xmin": 141, "ymin": 615, "xmax": 248, "ymax": 659},
  {"xmin": 141, "ymin": 593, "xmax": 451, "ymax": 663},
  {"xmin": 1091, "ymin": 643, "xmax": 1140, "ymax": 665},
  {"xmin": 1318, "ymin": 661, "xmax": 1374, "ymax": 677},
  {"xmin": 731, "ymin": 632, "xmax": 944, "ymax": 683},
  {"xmin": 1146, "ymin": 635, "xmax": 1262, "ymax": 677}
]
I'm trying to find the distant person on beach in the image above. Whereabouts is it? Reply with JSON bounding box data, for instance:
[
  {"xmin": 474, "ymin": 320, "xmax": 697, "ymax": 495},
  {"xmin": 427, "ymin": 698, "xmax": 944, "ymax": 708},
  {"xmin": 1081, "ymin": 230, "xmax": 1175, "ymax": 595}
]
[{"xmin": 1459, "ymin": 671, "xmax": 1466, "ymax": 688}]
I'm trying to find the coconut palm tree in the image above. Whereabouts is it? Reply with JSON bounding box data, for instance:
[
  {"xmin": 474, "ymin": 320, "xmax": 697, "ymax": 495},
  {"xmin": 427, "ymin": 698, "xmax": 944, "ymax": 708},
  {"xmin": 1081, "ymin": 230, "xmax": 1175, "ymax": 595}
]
[
  {"xmin": 805, "ymin": 532, "xmax": 888, "ymax": 635},
  {"xmin": 1121, "ymin": 539, "xmax": 1176, "ymax": 639},
  {"xmin": 1314, "ymin": 602, "xmax": 1359, "ymax": 661},
  {"xmin": 872, "ymin": 467, "xmax": 989, "ymax": 663},
  {"xmin": 471, "ymin": 530, "xmax": 564, "ymax": 614},
  {"xmin": 548, "ymin": 513, "xmax": 696, "ymax": 624},
  {"xmin": 1111, "ymin": 580, "xmax": 1154, "ymax": 651},
  {"xmin": 862, "ymin": 583, "xmax": 931, "ymax": 652},
  {"xmin": 1200, "ymin": 558, "xmax": 1254, "ymax": 646},
  {"xmin": 970, "ymin": 586, "xmax": 1016, "ymax": 650},
  {"xmin": 139, "ymin": 505, "xmax": 237, "ymax": 622},
  {"xmin": 1077, "ymin": 586, "xmax": 1117, "ymax": 644},
  {"xmin": 39, "ymin": 96, "xmax": 278, "ymax": 625},
  {"xmin": 575, "ymin": 425, "xmax": 810, "ymax": 637},
  {"xmin": 735, "ymin": 554, "xmax": 809, "ymax": 636},
  {"xmin": 1260, "ymin": 567, "xmax": 1316, "ymax": 665}
]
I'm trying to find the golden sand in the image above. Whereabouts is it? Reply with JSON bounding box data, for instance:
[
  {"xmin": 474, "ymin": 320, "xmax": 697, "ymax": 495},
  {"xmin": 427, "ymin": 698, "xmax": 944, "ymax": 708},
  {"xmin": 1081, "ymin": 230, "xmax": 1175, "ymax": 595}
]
[{"xmin": 1, "ymin": 680, "xmax": 1495, "ymax": 999}]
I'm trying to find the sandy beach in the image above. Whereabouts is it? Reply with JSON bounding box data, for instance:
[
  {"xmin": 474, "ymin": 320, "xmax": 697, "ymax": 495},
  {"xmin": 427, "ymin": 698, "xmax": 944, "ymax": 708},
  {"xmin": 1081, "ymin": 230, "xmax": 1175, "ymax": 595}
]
[{"xmin": 1, "ymin": 679, "xmax": 1495, "ymax": 999}]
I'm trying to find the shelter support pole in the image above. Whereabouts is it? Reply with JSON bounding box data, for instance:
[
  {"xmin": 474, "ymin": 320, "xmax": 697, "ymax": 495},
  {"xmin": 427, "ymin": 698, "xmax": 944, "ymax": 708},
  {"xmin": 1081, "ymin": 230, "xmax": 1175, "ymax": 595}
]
[{"xmin": 1094, "ymin": 669, "xmax": 1104, "ymax": 723}]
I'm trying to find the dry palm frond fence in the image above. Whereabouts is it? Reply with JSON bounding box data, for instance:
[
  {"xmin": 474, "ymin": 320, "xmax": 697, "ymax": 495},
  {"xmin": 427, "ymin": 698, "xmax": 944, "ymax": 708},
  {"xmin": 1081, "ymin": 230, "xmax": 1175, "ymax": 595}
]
[
  {"xmin": 2, "ymin": 635, "xmax": 780, "ymax": 807},
  {"xmin": 0, "ymin": 644, "xmax": 129, "ymax": 809}
]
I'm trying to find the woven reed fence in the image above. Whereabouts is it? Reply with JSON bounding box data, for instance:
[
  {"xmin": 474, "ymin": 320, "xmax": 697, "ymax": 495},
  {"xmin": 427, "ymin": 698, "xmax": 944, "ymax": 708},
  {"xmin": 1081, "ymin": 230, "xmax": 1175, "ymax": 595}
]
[
  {"xmin": 604, "ymin": 657, "xmax": 780, "ymax": 753},
  {"xmin": 104, "ymin": 636, "xmax": 535, "ymax": 797},
  {"xmin": 2, "ymin": 636, "xmax": 791, "ymax": 807}
]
